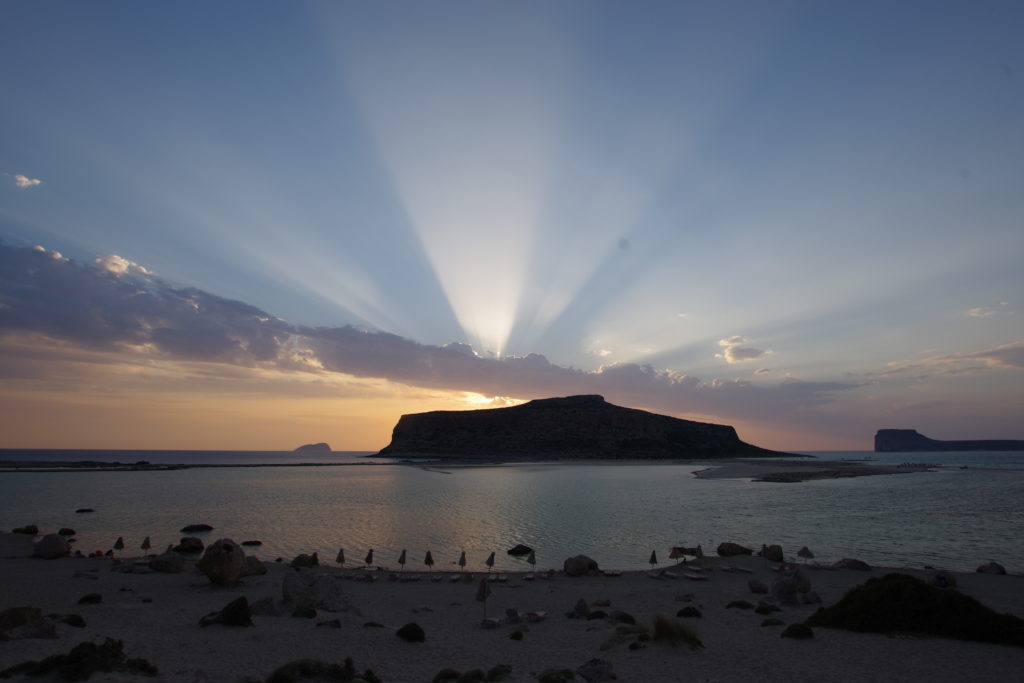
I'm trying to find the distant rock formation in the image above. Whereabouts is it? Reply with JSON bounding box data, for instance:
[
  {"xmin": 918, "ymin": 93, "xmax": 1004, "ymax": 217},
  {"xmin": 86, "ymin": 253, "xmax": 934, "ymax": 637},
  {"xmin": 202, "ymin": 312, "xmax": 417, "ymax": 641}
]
[
  {"xmin": 378, "ymin": 395, "xmax": 781, "ymax": 460},
  {"xmin": 875, "ymin": 429, "xmax": 1024, "ymax": 452},
  {"xmin": 294, "ymin": 442, "xmax": 331, "ymax": 453}
]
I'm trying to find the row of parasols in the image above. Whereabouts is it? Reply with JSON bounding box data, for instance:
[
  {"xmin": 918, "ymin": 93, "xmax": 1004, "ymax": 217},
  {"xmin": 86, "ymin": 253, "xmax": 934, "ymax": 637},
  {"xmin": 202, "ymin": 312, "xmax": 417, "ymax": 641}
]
[{"xmin": 337, "ymin": 548, "xmax": 536, "ymax": 571}]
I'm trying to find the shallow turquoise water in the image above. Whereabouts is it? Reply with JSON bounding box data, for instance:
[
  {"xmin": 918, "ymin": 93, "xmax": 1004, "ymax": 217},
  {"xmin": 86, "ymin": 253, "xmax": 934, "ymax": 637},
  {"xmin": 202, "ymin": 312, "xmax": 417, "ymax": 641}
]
[{"xmin": 2, "ymin": 452, "xmax": 1021, "ymax": 573}]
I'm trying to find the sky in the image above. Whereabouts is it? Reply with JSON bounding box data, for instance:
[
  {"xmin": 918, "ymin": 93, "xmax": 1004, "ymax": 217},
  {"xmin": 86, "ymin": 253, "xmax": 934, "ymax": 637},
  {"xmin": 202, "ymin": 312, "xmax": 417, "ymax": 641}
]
[{"xmin": 1, "ymin": 0, "xmax": 1022, "ymax": 452}]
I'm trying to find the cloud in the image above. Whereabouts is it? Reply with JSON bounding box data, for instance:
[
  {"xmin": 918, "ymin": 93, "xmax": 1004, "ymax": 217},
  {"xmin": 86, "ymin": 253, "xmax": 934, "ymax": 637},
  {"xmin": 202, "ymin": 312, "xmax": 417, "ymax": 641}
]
[
  {"xmin": 880, "ymin": 342, "xmax": 1024, "ymax": 377},
  {"xmin": 966, "ymin": 303, "xmax": 1011, "ymax": 318},
  {"xmin": 754, "ymin": 368, "xmax": 771, "ymax": 375},
  {"xmin": 12, "ymin": 174, "xmax": 42, "ymax": 189},
  {"xmin": 0, "ymin": 241, "xmax": 858, "ymax": 431},
  {"xmin": 716, "ymin": 335, "xmax": 770, "ymax": 364}
]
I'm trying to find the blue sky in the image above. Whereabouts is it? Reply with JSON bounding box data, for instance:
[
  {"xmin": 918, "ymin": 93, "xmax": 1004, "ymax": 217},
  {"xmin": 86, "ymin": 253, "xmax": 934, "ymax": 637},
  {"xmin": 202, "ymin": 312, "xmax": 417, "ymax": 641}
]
[{"xmin": 1, "ymin": 1, "xmax": 1022, "ymax": 450}]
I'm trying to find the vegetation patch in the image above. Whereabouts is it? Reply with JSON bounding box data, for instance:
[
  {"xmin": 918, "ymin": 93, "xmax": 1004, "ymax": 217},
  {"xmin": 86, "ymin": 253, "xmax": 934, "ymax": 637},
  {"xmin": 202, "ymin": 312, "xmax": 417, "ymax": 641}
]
[{"xmin": 806, "ymin": 573, "xmax": 1024, "ymax": 647}]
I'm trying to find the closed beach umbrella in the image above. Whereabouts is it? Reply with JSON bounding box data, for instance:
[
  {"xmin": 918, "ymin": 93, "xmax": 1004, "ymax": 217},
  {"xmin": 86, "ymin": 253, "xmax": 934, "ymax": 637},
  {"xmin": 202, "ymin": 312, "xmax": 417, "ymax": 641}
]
[
  {"xmin": 669, "ymin": 547, "xmax": 683, "ymax": 564},
  {"xmin": 649, "ymin": 550, "xmax": 658, "ymax": 567},
  {"xmin": 398, "ymin": 549, "xmax": 407, "ymax": 571},
  {"xmin": 475, "ymin": 576, "xmax": 492, "ymax": 619},
  {"xmin": 113, "ymin": 537, "xmax": 124, "ymax": 556},
  {"xmin": 797, "ymin": 546, "xmax": 814, "ymax": 564},
  {"xmin": 141, "ymin": 537, "xmax": 151, "ymax": 554},
  {"xmin": 485, "ymin": 551, "xmax": 495, "ymax": 572},
  {"xmin": 336, "ymin": 548, "xmax": 345, "ymax": 566},
  {"xmin": 424, "ymin": 550, "xmax": 434, "ymax": 572},
  {"xmin": 527, "ymin": 550, "xmax": 536, "ymax": 567},
  {"xmin": 458, "ymin": 550, "xmax": 466, "ymax": 572},
  {"xmin": 364, "ymin": 549, "xmax": 373, "ymax": 568}
]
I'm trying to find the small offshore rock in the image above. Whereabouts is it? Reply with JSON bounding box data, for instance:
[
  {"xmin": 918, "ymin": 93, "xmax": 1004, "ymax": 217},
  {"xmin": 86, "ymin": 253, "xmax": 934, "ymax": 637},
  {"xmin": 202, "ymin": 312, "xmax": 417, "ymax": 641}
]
[
  {"xmin": 199, "ymin": 596, "xmax": 253, "ymax": 627},
  {"xmin": 396, "ymin": 622, "xmax": 425, "ymax": 642},
  {"xmin": 12, "ymin": 525, "xmax": 39, "ymax": 535},
  {"xmin": 762, "ymin": 544, "xmax": 784, "ymax": 562},
  {"xmin": 75, "ymin": 509, "xmax": 95, "ymax": 514},
  {"xmin": 180, "ymin": 524, "xmax": 213, "ymax": 533},
  {"xmin": 507, "ymin": 544, "xmax": 533, "ymax": 556},
  {"xmin": 241, "ymin": 540, "xmax": 263, "ymax": 547}
]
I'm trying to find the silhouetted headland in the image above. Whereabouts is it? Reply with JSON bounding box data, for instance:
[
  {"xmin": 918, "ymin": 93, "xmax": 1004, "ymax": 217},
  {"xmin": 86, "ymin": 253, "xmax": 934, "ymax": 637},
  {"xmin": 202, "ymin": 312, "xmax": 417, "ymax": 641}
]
[
  {"xmin": 875, "ymin": 429, "xmax": 1024, "ymax": 452},
  {"xmin": 378, "ymin": 394, "xmax": 788, "ymax": 460}
]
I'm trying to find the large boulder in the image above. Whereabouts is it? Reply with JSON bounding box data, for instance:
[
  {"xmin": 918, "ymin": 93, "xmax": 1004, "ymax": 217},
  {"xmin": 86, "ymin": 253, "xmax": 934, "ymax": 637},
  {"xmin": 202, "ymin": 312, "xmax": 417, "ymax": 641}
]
[
  {"xmin": 508, "ymin": 544, "xmax": 533, "ymax": 556},
  {"xmin": 282, "ymin": 571, "xmax": 353, "ymax": 612},
  {"xmin": 243, "ymin": 555, "xmax": 267, "ymax": 577},
  {"xmin": 290, "ymin": 553, "xmax": 319, "ymax": 569},
  {"xmin": 563, "ymin": 555, "xmax": 600, "ymax": 577},
  {"xmin": 32, "ymin": 534, "xmax": 70, "ymax": 559},
  {"xmin": 12, "ymin": 525, "xmax": 39, "ymax": 535},
  {"xmin": 763, "ymin": 544, "xmax": 784, "ymax": 562},
  {"xmin": 976, "ymin": 562, "xmax": 1006, "ymax": 575},
  {"xmin": 196, "ymin": 539, "xmax": 248, "ymax": 586},
  {"xmin": 148, "ymin": 552, "xmax": 186, "ymax": 573},
  {"xmin": 771, "ymin": 567, "xmax": 811, "ymax": 605},
  {"xmin": 833, "ymin": 558, "xmax": 871, "ymax": 571},
  {"xmin": 716, "ymin": 542, "xmax": 753, "ymax": 557}
]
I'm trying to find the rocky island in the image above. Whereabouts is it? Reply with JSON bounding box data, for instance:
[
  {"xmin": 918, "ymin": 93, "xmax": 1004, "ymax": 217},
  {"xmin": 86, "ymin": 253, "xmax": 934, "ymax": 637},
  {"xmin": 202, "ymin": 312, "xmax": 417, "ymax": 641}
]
[
  {"xmin": 875, "ymin": 429, "xmax": 1024, "ymax": 452},
  {"xmin": 293, "ymin": 442, "xmax": 332, "ymax": 453},
  {"xmin": 378, "ymin": 394, "xmax": 784, "ymax": 460}
]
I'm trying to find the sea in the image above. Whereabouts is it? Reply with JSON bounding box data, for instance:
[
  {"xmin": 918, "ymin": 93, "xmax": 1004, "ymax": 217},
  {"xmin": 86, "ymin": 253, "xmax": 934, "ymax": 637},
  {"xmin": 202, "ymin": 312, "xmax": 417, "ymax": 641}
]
[{"xmin": 1, "ymin": 449, "xmax": 1022, "ymax": 574}]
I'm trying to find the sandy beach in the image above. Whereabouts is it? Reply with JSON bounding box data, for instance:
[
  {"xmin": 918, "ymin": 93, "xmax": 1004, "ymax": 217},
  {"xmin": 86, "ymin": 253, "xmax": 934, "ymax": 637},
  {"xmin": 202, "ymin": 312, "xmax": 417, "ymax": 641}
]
[{"xmin": 2, "ymin": 534, "xmax": 1022, "ymax": 682}]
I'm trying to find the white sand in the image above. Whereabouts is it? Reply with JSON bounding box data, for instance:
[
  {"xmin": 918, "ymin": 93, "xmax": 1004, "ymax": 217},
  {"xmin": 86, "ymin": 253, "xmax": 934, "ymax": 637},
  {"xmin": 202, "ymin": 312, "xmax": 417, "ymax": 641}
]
[{"xmin": 2, "ymin": 539, "xmax": 1022, "ymax": 682}]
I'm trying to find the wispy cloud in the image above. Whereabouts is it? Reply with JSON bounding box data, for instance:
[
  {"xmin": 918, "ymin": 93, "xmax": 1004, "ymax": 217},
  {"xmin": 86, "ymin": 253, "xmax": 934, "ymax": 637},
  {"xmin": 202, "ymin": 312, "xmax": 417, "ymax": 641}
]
[
  {"xmin": 0, "ymin": 242, "xmax": 856, "ymax": 428},
  {"xmin": 880, "ymin": 342, "xmax": 1024, "ymax": 377},
  {"xmin": 12, "ymin": 174, "xmax": 42, "ymax": 189},
  {"xmin": 966, "ymin": 302, "xmax": 1011, "ymax": 318},
  {"xmin": 716, "ymin": 336, "xmax": 770, "ymax": 364}
]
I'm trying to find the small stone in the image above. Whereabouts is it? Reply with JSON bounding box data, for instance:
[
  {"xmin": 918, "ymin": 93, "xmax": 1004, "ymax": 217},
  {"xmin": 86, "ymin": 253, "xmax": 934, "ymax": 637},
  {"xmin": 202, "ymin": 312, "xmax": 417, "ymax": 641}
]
[
  {"xmin": 78, "ymin": 593, "xmax": 102, "ymax": 605},
  {"xmin": 396, "ymin": 622, "xmax": 425, "ymax": 642},
  {"xmin": 781, "ymin": 623, "xmax": 814, "ymax": 639}
]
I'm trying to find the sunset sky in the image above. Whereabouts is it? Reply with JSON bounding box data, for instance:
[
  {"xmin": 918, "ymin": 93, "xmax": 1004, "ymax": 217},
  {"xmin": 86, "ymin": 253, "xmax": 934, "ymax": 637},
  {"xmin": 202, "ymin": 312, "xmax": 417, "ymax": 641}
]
[{"xmin": 1, "ymin": 0, "xmax": 1022, "ymax": 452}]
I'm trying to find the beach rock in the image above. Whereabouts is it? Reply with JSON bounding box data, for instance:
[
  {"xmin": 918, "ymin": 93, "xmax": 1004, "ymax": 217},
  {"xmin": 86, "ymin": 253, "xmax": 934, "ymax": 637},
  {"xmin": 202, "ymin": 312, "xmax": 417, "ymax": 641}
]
[
  {"xmin": 282, "ymin": 571, "xmax": 353, "ymax": 612},
  {"xmin": 800, "ymin": 591, "xmax": 822, "ymax": 605},
  {"xmin": 577, "ymin": 658, "xmax": 616, "ymax": 682},
  {"xmin": 32, "ymin": 534, "xmax": 70, "ymax": 559},
  {"xmin": 781, "ymin": 623, "xmax": 814, "ymax": 639},
  {"xmin": 928, "ymin": 570, "xmax": 957, "ymax": 589},
  {"xmin": 294, "ymin": 442, "xmax": 331, "ymax": 452},
  {"xmin": 78, "ymin": 593, "xmax": 102, "ymax": 605},
  {"xmin": 0, "ymin": 617, "xmax": 58, "ymax": 641},
  {"xmin": 58, "ymin": 528, "xmax": 76, "ymax": 536},
  {"xmin": 243, "ymin": 555, "xmax": 267, "ymax": 577},
  {"xmin": 763, "ymin": 544, "xmax": 784, "ymax": 562},
  {"xmin": 75, "ymin": 508, "xmax": 94, "ymax": 514},
  {"xmin": 0, "ymin": 607, "xmax": 42, "ymax": 630},
  {"xmin": 772, "ymin": 567, "xmax": 811, "ymax": 605},
  {"xmin": 0, "ymin": 638, "xmax": 157, "ymax": 678},
  {"xmin": 180, "ymin": 523, "xmax": 213, "ymax": 533},
  {"xmin": 716, "ymin": 542, "xmax": 753, "ymax": 557},
  {"xmin": 563, "ymin": 555, "xmax": 600, "ymax": 577},
  {"xmin": 148, "ymin": 551, "xmax": 185, "ymax": 573},
  {"xmin": 12, "ymin": 525, "xmax": 39, "ymax": 535},
  {"xmin": 199, "ymin": 596, "xmax": 253, "ymax": 627},
  {"xmin": 249, "ymin": 597, "xmax": 281, "ymax": 617},
  {"xmin": 507, "ymin": 544, "xmax": 533, "ymax": 556},
  {"xmin": 833, "ymin": 558, "xmax": 871, "ymax": 571},
  {"xmin": 290, "ymin": 552, "xmax": 319, "ymax": 569},
  {"xmin": 396, "ymin": 622, "xmax": 425, "ymax": 642},
  {"xmin": 676, "ymin": 607, "xmax": 702, "ymax": 618},
  {"xmin": 172, "ymin": 537, "xmax": 204, "ymax": 554},
  {"xmin": 976, "ymin": 562, "xmax": 1006, "ymax": 575},
  {"xmin": 241, "ymin": 540, "xmax": 263, "ymax": 547},
  {"xmin": 196, "ymin": 538, "xmax": 247, "ymax": 585},
  {"xmin": 748, "ymin": 578, "xmax": 769, "ymax": 594}
]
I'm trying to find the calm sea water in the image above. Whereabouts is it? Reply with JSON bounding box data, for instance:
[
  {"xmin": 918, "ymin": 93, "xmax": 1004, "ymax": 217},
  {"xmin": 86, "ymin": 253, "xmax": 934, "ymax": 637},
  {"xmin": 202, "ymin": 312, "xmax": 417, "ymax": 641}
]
[{"xmin": 1, "ymin": 450, "xmax": 1021, "ymax": 573}]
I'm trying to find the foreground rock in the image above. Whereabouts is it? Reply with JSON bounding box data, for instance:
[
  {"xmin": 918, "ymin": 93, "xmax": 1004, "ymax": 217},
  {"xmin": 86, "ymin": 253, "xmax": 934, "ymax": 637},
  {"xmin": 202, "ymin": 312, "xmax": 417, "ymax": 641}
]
[
  {"xmin": 379, "ymin": 394, "xmax": 784, "ymax": 459},
  {"xmin": 717, "ymin": 542, "xmax": 753, "ymax": 557},
  {"xmin": 199, "ymin": 597, "xmax": 253, "ymax": 627},
  {"xmin": 196, "ymin": 539, "xmax": 263, "ymax": 585},
  {"xmin": 0, "ymin": 638, "xmax": 157, "ymax": 679},
  {"xmin": 282, "ymin": 571, "xmax": 354, "ymax": 612},
  {"xmin": 977, "ymin": 562, "xmax": 1007, "ymax": 575}
]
